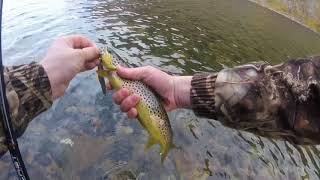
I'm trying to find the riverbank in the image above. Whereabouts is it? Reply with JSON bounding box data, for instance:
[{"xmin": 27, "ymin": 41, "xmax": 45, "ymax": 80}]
[{"xmin": 249, "ymin": 0, "xmax": 320, "ymax": 34}]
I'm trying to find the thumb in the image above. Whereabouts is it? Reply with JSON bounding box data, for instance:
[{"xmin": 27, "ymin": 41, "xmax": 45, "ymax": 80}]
[
  {"xmin": 79, "ymin": 47, "xmax": 100, "ymax": 62},
  {"xmin": 117, "ymin": 66, "xmax": 151, "ymax": 81}
]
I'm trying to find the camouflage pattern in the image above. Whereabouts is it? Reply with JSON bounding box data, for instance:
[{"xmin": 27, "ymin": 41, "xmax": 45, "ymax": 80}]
[
  {"xmin": 191, "ymin": 56, "xmax": 320, "ymax": 145},
  {"xmin": 0, "ymin": 62, "xmax": 52, "ymax": 156}
]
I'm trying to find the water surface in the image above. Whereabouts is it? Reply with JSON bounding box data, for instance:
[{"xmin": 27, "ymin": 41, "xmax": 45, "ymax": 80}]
[{"xmin": 1, "ymin": 0, "xmax": 320, "ymax": 179}]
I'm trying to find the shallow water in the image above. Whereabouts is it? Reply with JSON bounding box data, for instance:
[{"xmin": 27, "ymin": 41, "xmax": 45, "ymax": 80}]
[{"xmin": 1, "ymin": 0, "xmax": 320, "ymax": 179}]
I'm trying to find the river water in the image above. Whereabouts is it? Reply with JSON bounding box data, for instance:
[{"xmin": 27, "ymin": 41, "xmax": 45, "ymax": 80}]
[{"xmin": 1, "ymin": 0, "xmax": 320, "ymax": 179}]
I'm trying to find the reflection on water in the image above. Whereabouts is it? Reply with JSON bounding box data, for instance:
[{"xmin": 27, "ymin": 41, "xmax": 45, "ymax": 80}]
[{"xmin": 1, "ymin": 0, "xmax": 320, "ymax": 179}]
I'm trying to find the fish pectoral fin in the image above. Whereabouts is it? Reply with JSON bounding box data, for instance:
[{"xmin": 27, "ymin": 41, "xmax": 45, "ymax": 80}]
[
  {"xmin": 96, "ymin": 70, "xmax": 109, "ymax": 77},
  {"xmin": 145, "ymin": 136, "xmax": 158, "ymax": 150}
]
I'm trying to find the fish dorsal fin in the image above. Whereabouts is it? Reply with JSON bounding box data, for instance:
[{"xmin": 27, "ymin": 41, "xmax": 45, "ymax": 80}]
[{"xmin": 145, "ymin": 136, "xmax": 158, "ymax": 150}]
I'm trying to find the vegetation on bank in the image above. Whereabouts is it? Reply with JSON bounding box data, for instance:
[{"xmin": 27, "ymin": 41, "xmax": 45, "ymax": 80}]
[{"xmin": 250, "ymin": 0, "xmax": 320, "ymax": 33}]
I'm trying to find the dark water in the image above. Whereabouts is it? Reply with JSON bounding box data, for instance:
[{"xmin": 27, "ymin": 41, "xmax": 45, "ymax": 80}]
[{"xmin": 2, "ymin": 0, "xmax": 320, "ymax": 179}]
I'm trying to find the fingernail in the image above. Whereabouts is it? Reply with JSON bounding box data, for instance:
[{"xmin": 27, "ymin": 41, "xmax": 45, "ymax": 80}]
[
  {"xmin": 132, "ymin": 95, "xmax": 140, "ymax": 102},
  {"xmin": 122, "ymin": 89, "xmax": 129, "ymax": 96},
  {"xmin": 96, "ymin": 47, "xmax": 101, "ymax": 54},
  {"xmin": 116, "ymin": 65, "xmax": 122, "ymax": 71},
  {"xmin": 117, "ymin": 65, "xmax": 128, "ymax": 76}
]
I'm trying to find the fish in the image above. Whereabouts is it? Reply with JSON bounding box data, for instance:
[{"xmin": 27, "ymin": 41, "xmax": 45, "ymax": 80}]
[{"xmin": 97, "ymin": 48, "xmax": 174, "ymax": 162}]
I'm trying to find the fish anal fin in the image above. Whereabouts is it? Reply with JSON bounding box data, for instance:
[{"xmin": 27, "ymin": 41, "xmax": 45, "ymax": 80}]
[
  {"xmin": 160, "ymin": 143, "xmax": 176, "ymax": 164},
  {"xmin": 145, "ymin": 136, "xmax": 158, "ymax": 150}
]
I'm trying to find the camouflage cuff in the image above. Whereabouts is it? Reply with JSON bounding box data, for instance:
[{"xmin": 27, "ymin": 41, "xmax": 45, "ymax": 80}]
[
  {"xmin": 0, "ymin": 62, "xmax": 53, "ymax": 157},
  {"xmin": 5, "ymin": 62, "xmax": 52, "ymax": 136},
  {"xmin": 191, "ymin": 73, "xmax": 218, "ymax": 119}
]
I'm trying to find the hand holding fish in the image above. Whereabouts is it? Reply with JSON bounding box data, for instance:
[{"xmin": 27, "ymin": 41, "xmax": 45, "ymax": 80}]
[
  {"xmin": 40, "ymin": 35, "xmax": 100, "ymax": 100},
  {"xmin": 109, "ymin": 66, "xmax": 192, "ymax": 118}
]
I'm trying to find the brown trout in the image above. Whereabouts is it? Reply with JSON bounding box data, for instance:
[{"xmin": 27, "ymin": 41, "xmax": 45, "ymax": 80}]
[{"xmin": 97, "ymin": 48, "xmax": 173, "ymax": 162}]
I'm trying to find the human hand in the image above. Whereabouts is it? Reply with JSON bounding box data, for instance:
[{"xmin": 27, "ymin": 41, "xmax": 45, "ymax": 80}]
[
  {"xmin": 110, "ymin": 66, "xmax": 192, "ymax": 118},
  {"xmin": 40, "ymin": 35, "xmax": 100, "ymax": 100}
]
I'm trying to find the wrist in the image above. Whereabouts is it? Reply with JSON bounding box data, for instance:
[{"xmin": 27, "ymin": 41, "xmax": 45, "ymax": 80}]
[
  {"xmin": 40, "ymin": 61, "xmax": 68, "ymax": 101},
  {"xmin": 173, "ymin": 76, "xmax": 192, "ymax": 108},
  {"xmin": 7, "ymin": 62, "xmax": 52, "ymax": 106}
]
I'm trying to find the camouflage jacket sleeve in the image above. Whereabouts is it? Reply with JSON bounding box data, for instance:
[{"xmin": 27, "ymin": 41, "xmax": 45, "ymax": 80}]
[
  {"xmin": 0, "ymin": 62, "xmax": 52, "ymax": 156},
  {"xmin": 191, "ymin": 56, "xmax": 320, "ymax": 145}
]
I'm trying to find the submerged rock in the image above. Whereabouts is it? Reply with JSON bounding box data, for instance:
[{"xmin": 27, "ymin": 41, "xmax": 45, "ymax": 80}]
[{"xmin": 107, "ymin": 170, "xmax": 137, "ymax": 180}]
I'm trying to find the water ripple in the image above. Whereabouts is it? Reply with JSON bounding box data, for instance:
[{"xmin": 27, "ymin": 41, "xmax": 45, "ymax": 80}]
[{"xmin": 1, "ymin": 0, "xmax": 320, "ymax": 179}]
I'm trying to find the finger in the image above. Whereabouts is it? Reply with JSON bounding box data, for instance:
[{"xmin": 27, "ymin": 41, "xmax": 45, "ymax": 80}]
[
  {"xmin": 85, "ymin": 62, "xmax": 96, "ymax": 70},
  {"xmin": 112, "ymin": 88, "xmax": 130, "ymax": 105},
  {"xmin": 107, "ymin": 83, "xmax": 112, "ymax": 90},
  {"xmin": 64, "ymin": 35, "xmax": 96, "ymax": 49},
  {"xmin": 116, "ymin": 65, "xmax": 154, "ymax": 81},
  {"xmin": 79, "ymin": 47, "xmax": 100, "ymax": 62},
  {"xmin": 84, "ymin": 59, "xmax": 100, "ymax": 70},
  {"xmin": 120, "ymin": 94, "xmax": 140, "ymax": 112},
  {"xmin": 127, "ymin": 108, "xmax": 138, "ymax": 119}
]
